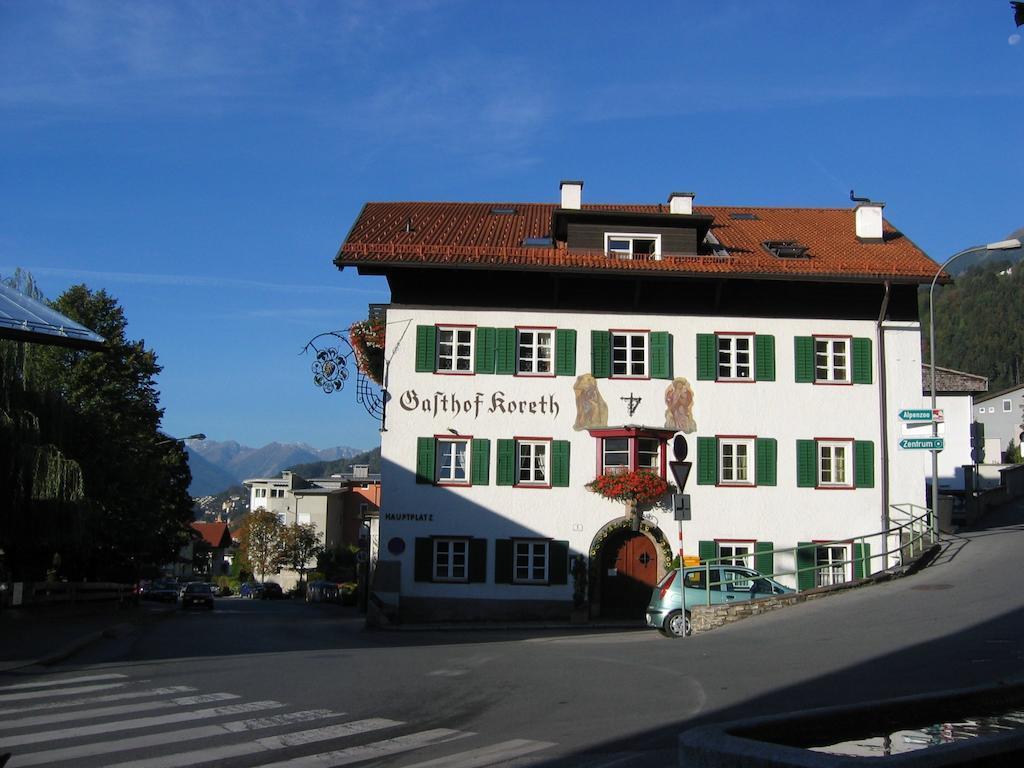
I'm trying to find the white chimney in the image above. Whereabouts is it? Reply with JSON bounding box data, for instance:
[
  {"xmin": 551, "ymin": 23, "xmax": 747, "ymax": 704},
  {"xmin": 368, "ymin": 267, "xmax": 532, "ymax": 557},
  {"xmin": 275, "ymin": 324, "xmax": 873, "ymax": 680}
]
[
  {"xmin": 560, "ymin": 180, "xmax": 583, "ymax": 210},
  {"xmin": 855, "ymin": 201, "xmax": 885, "ymax": 241},
  {"xmin": 668, "ymin": 192, "xmax": 695, "ymax": 215}
]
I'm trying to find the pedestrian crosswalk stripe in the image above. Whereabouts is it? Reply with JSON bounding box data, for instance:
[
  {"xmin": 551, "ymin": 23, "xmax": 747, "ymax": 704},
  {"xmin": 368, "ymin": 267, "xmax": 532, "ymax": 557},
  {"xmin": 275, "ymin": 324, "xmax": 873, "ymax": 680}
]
[
  {"xmin": 9, "ymin": 708, "xmax": 345, "ymax": 767},
  {"xmin": 0, "ymin": 683, "xmax": 125, "ymax": 704},
  {"xmin": 0, "ymin": 700, "xmax": 285, "ymax": 749},
  {"xmin": 0, "ymin": 674, "xmax": 127, "ymax": 692},
  {"xmin": 399, "ymin": 738, "xmax": 558, "ymax": 768},
  {"xmin": 104, "ymin": 718, "xmax": 402, "ymax": 768},
  {"xmin": 259, "ymin": 728, "xmax": 473, "ymax": 768},
  {"xmin": 0, "ymin": 692, "xmax": 239, "ymax": 731},
  {"xmin": 0, "ymin": 686, "xmax": 196, "ymax": 718}
]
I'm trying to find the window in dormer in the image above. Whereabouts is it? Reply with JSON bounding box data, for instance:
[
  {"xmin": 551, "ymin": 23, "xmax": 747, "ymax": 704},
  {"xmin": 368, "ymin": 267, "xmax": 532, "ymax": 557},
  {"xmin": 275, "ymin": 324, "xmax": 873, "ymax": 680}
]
[
  {"xmin": 764, "ymin": 240, "xmax": 809, "ymax": 259},
  {"xmin": 604, "ymin": 233, "xmax": 661, "ymax": 261}
]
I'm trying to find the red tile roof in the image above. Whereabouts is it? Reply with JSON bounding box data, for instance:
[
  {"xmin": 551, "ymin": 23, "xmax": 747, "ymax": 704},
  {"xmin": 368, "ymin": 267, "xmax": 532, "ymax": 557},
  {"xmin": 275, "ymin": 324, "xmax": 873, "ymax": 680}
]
[
  {"xmin": 337, "ymin": 202, "xmax": 942, "ymax": 283},
  {"xmin": 191, "ymin": 521, "xmax": 232, "ymax": 549}
]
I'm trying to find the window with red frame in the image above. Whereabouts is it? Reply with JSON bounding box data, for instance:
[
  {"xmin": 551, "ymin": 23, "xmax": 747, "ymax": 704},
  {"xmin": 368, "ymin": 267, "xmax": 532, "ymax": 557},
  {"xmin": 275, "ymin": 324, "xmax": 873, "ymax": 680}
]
[{"xmin": 590, "ymin": 428, "xmax": 671, "ymax": 478}]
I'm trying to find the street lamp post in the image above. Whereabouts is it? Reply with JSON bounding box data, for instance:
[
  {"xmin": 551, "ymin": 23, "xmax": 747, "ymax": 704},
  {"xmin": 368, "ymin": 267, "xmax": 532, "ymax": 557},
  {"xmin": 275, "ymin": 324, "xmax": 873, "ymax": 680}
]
[
  {"xmin": 928, "ymin": 239, "xmax": 1021, "ymax": 537},
  {"xmin": 155, "ymin": 433, "xmax": 206, "ymax": 447}
]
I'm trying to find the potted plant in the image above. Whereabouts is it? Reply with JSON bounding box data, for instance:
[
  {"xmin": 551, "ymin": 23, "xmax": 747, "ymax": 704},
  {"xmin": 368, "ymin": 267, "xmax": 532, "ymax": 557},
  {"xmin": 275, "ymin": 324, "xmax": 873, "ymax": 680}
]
[
  {"xmin": 348, "ymin": 319, "xmax": 386, "ymax": 385},
  {"xmin": 586, "ymin": 470, "xmax": 670, "ymax": 530}
]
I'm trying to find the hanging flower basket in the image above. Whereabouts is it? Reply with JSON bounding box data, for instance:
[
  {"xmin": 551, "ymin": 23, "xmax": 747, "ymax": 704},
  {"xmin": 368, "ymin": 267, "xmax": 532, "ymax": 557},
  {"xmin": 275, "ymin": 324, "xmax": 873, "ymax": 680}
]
[
  {"xmin": 586, "ymin": 470, "xmax": 670, "ymax": 505},
  {"xmin": 349, "ymin": 320, "xmax": 385, "ymax": 385}
]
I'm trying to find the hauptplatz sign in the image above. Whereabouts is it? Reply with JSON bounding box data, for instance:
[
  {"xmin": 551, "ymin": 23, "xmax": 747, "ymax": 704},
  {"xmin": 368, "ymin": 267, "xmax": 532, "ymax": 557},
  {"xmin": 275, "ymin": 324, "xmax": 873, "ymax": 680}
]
[{"xmin": 398, "ymin": 389, "xmax": 560, "ymax": 419}]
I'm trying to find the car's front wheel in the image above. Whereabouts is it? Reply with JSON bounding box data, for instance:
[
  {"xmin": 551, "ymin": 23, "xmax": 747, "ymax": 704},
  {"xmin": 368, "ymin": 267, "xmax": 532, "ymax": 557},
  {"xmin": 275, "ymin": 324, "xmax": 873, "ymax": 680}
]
[{"xmin": 660, "ymin": 610, "xmax": 690, "ymax": 638}]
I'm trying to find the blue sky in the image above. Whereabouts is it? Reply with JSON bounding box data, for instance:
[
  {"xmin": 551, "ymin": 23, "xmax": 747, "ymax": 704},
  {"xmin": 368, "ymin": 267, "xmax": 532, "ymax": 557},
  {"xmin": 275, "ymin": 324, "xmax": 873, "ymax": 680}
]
[{"xmin": 2, "ymin": 1, "xmax": 1022, "ymax": 452}]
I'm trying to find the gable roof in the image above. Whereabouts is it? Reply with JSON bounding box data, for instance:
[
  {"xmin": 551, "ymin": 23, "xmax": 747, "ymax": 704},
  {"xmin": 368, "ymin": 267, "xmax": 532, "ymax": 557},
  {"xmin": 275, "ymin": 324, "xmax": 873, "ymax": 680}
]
[
  {"xmin": 921, "ymin": 365, "xmax": 988, "ymax": 394},
  {"xmin": 191, "ymin": 521, "xmax": 232, "ymax": 549},
  {"xmin": 337, "ymin": 202, "xmax": 941, "ymax": 284},
  {"xmin": 975, "ymin": 382, "xmax": 1024, "ymax": 404}
]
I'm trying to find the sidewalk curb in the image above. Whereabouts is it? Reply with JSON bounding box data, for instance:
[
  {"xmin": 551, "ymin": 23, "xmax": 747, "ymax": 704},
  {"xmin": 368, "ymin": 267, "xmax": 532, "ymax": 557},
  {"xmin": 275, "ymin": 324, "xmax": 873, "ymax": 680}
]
[{"xmin": 0, "ymin": 607, "xmax": 176, "ymax": 674}]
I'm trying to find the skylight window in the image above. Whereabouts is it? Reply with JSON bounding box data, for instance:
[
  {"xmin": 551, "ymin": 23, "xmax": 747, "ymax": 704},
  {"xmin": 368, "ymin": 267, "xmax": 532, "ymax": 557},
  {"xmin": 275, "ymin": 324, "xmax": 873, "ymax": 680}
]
[
  {"xmin": 764, "ymin": 240, "xmax": 810, "ymax": 259},
  {"xmin": 729, "ymin": 212, "xmax": 760, "ymax": 220},
  {"xmin": 490, "ymin": 206, "xmax": 517, "ymax": 215},
  {"xmin": 521, "ymin": 237, "xmax": 553, "ymax": 247}
]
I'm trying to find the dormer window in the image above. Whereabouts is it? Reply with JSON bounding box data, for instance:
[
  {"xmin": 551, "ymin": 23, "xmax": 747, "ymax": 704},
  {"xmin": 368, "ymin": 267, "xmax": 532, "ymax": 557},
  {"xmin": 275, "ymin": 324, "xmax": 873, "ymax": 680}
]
[
  {"xmin": 605, "ymin": 233, "xmax": 661, "ymax": 261},
  {"xmin": 764, "ymin": 240, "xmax": 809, "ymax": 259}
]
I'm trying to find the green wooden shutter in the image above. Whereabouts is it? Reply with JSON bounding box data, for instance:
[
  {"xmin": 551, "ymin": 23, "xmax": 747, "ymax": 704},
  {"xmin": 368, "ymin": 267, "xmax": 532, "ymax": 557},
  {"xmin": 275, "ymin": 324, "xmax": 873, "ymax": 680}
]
[
  {"xmin": 496, "ymin": 439, "xmax": 516, "ymax": 486},
  {"xmin": 469, "ymin": 538, "xmax": 487, "ymax": 583},
  {"xmin": 494, "ymin": 540, "xmax": 513, "ymax": 584},
  {"xmin": 755, "ymin": 438, "xmax": 777, "ymax": 486},
  {"xmin": 794, "ymin": 336, "xmax": 814, "ymax": 383},
  {"xmin": 551, "ymin": 440, "xmax": 570, "ymax": 487},
  {"xmin": 650, "ymin": 331, "xmax": 673, "ymax": 379},
  {"xmin": 755, "ymin": 541, "xmax": 774, "ymax": 576},
  {"xmin": 796, "ymin": 542, "xmax": 816, "ymax": 592},
  {"xmin": 475, "ymin": 327, "xmax": 496, "ymax": 374},
  {"xmin": 416, "ymin": 437, "xmax": 435, "ymax": 484},
  {"xmin": 796, "ymin": 440, "xmax": 817, "ymax": 487},
  {"xmin": 549, "ymin": 540, "xmax": 569, "ymax": 585},
  {"xmin": 853, "ymin": 542, "xmax": 871, "ymax": 579},
  {"xmin": 755, "ymin": 335, "xmax": 776, "ymax": 381},
  {"xmin": 696, "ymin": 334, "xmax": 716, "ymax": 380},
  {"xmin": 698, "ymin": 540, "xmax": 718, "ymax": 564},
  {"xmin": 414, "ymin": 538, "xmax": 434, "ymax": 582},
  {"xmin": 852, "ymin": 338, "xmax": 873, "ymax": 384},
  {"xmin": 697, "ymin": 437, "xmax": 718, "ymax": 485},
  {"xmin": 555, "ymin": 329, "xmax": 577, "ymax": 376},
  {"xmin": 494, "ymin": 328, "xmax": 516, "ymax": 375},
  {"xmin": 591, "ymin": 330, "xmax": 611, "ymax": 378},
  {"xmin": 854, "ymin": 440, "xmax": 875, "ymax": 488},
  {"xmin": 471, "ymin": 439, "xmax": 490, "ymax": 486},
  {"xmin": 415, "ymin": 325, "xmax": 437, "ymax": 372}
]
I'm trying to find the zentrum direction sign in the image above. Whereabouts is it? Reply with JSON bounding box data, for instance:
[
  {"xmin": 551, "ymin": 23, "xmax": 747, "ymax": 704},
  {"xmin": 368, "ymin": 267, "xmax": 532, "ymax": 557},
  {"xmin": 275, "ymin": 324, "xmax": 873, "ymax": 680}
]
[{"xmin": 899, "ymin": 437, "xmax": 944, "ymax": 451}]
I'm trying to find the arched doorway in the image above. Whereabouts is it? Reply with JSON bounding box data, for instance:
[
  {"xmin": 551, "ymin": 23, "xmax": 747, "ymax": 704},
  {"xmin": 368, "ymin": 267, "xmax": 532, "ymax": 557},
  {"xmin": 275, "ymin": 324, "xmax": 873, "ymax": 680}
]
[{"xmin": 598, "ymin": 527, "xmax": 659, "ymax": 619}]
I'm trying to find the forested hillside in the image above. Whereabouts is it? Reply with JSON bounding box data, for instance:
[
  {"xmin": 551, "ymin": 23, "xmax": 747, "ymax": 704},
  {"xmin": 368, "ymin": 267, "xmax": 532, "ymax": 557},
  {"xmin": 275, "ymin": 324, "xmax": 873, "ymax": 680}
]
[
  {"xmin": 288, "ymin": 446, "xmax": 382, "ymax": 477},
  {"xmin": 923, "ymin": 260, "xmax": 1024, "ymax": 391}
]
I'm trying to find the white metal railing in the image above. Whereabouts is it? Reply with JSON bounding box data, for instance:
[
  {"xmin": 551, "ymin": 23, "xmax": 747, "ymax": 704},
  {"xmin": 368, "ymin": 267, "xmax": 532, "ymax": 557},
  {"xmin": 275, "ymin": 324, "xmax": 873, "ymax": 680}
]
[{"xmin": 689, "ymin": 502, "xmax": 935, "ymax": 606}]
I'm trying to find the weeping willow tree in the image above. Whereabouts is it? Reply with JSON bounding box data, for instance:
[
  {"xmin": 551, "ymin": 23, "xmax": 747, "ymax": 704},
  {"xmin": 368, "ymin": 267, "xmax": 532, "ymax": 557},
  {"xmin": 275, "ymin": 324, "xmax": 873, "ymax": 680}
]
[
  {"xmin": 0, "ymin": 277, "xmax": 193, "ymax": 582},
  {"xmin": 1, "ymin": 340, "xmax": 92, "ymax": 579}
]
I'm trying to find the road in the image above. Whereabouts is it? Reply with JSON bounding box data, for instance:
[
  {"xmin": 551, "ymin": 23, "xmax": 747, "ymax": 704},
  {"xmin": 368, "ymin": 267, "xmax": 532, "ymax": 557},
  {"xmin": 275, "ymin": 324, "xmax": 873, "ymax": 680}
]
[{"xmin": 2, "ymin": 501, "xmax": 1023, "ymax": 767}]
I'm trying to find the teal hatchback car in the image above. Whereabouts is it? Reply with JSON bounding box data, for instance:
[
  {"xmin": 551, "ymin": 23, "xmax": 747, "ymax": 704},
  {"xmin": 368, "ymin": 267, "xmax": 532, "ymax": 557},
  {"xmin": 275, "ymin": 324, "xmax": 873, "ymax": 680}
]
[{"xmin": 645, "ymin": 565, "xmax": 793, "ymax": 637}]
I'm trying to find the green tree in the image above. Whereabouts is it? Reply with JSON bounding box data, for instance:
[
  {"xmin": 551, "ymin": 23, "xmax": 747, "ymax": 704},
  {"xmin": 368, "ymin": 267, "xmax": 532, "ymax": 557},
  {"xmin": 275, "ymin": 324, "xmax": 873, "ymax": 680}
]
[
  {"xmin": 280, "ymin": 522, "xmax": 324, "ymax": 593},
  {"xmin": 240, "ymin": 508, "xmax": 284, "ymax": 582},
  {"xmin": 1, "ymin": 280, "xmax": 191, "ymax": 581}
]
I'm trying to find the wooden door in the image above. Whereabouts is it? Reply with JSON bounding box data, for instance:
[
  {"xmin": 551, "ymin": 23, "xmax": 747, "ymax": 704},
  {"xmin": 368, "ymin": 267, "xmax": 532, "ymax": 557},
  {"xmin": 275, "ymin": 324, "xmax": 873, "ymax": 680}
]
[
  {"xmin": 602, "ymin": 532, "xmax": 658, "ymax": 618},
  {"xmin": 614, "ymin": 535, "xmax": 658, "ymax": 587}
]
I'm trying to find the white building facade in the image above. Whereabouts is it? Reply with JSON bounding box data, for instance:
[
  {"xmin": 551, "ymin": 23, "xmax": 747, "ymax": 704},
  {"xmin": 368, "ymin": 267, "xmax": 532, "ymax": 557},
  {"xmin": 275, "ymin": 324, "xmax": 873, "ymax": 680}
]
[{"xmin": 336, "ymin": 183, "xmax": 940, "ymax": 623}]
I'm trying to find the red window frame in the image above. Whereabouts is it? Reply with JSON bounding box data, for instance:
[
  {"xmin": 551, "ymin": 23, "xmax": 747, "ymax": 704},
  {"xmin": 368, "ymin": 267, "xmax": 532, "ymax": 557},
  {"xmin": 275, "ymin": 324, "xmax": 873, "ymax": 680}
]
[
  {"xmin": 434, "ymin": 433, "xmax": 474, "ymax": 487},
  {"xmin": 608, "ymin": 328, "xmax": 651, "ymax": 380},
  {"xmin": 514, "ymin": 326, "xmax": 557, "ymax": 379},
  {"xmin": 811, "ymin": 334, "xmax": 853, "ymax": 387},
  {"xmin": 588, "ymin": 427, "xmax": 675, "ymax": 479},
  {"xmin": 435, "ymin": 323, "xmax": 476, "ymax": 377},
  {"xmin": 514, "ymin": 435, "xmax": 553, "ymax": 489}
]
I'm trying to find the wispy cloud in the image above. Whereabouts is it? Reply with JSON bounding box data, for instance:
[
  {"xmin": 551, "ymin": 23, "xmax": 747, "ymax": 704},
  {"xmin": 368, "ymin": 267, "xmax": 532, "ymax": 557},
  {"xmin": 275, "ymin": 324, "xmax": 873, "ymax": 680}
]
[{"xmin": 0, "ymin": 265, "xmax": 387, "ymax": 296}]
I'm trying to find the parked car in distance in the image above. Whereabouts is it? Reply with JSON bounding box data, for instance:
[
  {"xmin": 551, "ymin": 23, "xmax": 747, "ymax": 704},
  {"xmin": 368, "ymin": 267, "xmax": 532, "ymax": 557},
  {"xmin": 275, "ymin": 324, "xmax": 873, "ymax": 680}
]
[
  {"xmin": 305, "ymin": 581, "xmax": 341, "ymax": 603},
  {"xmin": 181, "ymin": 582, "xmax": 215, "ymax": 610},
  {"xmin": 260, "ymin": 582, "xmax": 283, "ymax": 600},
  {"xmin": 145, "ymin": 579, "xmax": 179, "ymax": 603},
  {"xmin": 239, "ymin": 582, "xmax": 264, "ymax": 599},
  {"xmin": 646, "ymin": 565, "xmax": 793, "ymax": 638}
]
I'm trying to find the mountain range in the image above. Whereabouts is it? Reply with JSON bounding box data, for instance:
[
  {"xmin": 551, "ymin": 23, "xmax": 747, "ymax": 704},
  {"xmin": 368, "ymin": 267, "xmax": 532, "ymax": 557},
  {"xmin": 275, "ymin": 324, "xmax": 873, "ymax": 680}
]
[
  {"xmin": 946, "ymin": 226, "xmax": 1024, "ymax": 276},
  {"xmin": 186, "ymin": 439, "xmax": 365, "ymax": 496}
]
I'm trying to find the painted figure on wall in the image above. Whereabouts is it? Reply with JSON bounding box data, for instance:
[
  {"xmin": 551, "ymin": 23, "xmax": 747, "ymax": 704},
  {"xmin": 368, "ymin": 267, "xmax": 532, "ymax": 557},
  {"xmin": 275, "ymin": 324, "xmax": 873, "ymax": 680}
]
[
  {"xmin": 664, "ymin": 378, "xmax": 697, "ymax": 433},
  {"xmin": 573, "ymin": 374, "xmax": 609, "ymax": 430}
]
